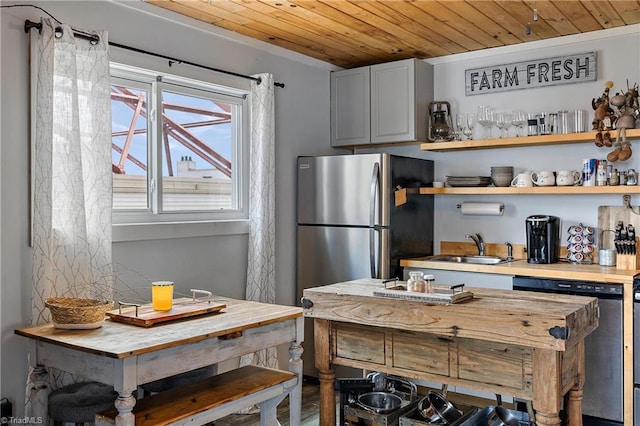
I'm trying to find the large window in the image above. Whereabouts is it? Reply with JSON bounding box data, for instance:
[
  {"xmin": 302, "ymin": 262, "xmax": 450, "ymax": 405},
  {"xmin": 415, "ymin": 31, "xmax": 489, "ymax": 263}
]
[{"xmin": 110, "ymin": 64, "xmax": 249, "ymax": 224}]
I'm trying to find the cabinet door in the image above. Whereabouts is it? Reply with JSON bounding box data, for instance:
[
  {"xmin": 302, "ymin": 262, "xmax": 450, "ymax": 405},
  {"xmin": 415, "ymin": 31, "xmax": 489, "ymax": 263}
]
[
  {"xmin": 330, "ymin": 67, "xmax": 370, "ymax": 147},
  {"xmin": 371, "ymin": 59, "xmax": 415, "ymax": 143}
]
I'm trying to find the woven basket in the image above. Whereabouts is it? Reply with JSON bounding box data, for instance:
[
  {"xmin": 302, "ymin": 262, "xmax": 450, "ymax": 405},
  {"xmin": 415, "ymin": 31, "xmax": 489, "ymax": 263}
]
[{"xmin": 45, "ymin": 298, "xmax": 113, "ymax": 329}]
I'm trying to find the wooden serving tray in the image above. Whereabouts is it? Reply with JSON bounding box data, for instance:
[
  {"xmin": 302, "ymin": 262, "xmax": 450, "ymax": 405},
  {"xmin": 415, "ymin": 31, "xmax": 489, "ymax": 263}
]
[
  {"xmin": 106, "ymin": 297, "xmax": 226, "ymax": 327},
  {"xmin": 373, "ymin": 284, "xmax": 474, "ymax": 304}
]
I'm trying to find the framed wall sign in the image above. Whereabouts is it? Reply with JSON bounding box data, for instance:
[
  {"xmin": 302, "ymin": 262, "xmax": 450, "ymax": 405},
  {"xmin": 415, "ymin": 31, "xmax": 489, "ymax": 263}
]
[{"xmin": 465, "ymin": 51, "xmax": 597, "ymax": 96}]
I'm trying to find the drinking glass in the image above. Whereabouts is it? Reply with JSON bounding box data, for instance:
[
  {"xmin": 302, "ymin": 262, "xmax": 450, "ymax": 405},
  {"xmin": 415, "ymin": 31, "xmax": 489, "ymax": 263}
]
[
  {"xmin": 501, "ymin": 112, "xmax": 512, "ymax": 138},
  {"xmin": 463, "ymin": 113, "xmax": 475, "ymax": 140},
  {"xmin": 511, "ymin": 110, "xmax": 525, "ymax": 137},
  {"xmin": 485, "ymin": 107, "xmax": 495, "ymax": 138},
  {"xmin": 455, "ymin": 113, "xmax": 465, "ymax": 141},
  {"xmin": 477, "ymin": 106, "xmax": 489, "ymax": 139},
  {"xmin": 495, "ymin": 113, "xmax": 505, "ymax": 137}
]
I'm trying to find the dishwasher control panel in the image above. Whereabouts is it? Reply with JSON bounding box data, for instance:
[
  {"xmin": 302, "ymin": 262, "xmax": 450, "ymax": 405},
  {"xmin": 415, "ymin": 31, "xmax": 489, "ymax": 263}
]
[{"xmin": 513, "ymin": 276, "xmax": 623, "ymax": 297}]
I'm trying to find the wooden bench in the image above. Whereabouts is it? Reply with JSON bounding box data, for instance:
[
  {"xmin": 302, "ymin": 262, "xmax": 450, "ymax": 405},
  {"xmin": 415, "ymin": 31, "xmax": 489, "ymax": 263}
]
[{"xmin": 95, "ymin": 365, "xmax": 298, "ymax": 426}]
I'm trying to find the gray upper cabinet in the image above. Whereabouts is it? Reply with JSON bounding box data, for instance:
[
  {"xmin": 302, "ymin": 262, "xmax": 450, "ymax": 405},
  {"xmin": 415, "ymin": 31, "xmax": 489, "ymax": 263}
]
[
  {"xmin": 330, "ymin": 67, "xmax": 370, "ymax": 146},
  {"xmin": 331, "ymin": 58, "xmax": 433, "ymax": 147}
]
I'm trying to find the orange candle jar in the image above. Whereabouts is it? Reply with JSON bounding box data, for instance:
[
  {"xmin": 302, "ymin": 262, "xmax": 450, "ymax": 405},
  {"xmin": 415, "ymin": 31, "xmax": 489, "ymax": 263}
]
[{"xmin": 151, "ymin": 281, "xmax": 174, "ymax": 311}]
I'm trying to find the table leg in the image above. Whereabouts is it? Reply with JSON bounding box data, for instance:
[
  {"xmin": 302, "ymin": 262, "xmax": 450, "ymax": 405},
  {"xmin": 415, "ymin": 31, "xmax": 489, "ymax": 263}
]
[
  {"xmin": 533, "ymin": 349, "xmax": 562, "ymax": 426},
  {"xmin": 288, "ymin": 340, "xmax": 304, "ymax": 426},
  {"xmin": 28, "ymin": 366, "xmax": 49, "ymax": 423},
  {"xmin": 315, "ymin": 319, "xmax": 336, "ymax": 426},
  {"xmin": 114, "ymin": 393, "xmax": 136, "ymax": 426}
]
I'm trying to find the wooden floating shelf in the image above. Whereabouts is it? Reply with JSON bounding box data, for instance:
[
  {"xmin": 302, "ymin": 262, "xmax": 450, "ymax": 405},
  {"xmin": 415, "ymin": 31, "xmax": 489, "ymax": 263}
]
[
  {"xmin": 420, "ymin": 186, "xmax": 640, "ymax": 195},
  {"xmin": 420, "ymin": 128, "xmax": 640, "ymax": 152}
]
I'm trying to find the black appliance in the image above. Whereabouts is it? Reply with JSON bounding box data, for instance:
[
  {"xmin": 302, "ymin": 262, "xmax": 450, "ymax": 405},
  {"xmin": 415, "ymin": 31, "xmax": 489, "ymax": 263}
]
[
  {"xmin": 513, "ymin": 276, "xmax": 623, "ymax": 425},
  {"xmin": 525, "ymin": 215, "xmax": 560, "ymax": 263}
]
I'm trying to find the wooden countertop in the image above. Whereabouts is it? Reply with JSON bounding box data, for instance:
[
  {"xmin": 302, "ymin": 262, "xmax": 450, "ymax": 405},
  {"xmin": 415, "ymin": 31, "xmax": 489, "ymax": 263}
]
[
  {"xmin": 303, "ymin": 279, "xmax": 598, "ymax": 352},
  {"xmin": 400, "ymin": 257, "xmax": 638, "ymax": 284}
]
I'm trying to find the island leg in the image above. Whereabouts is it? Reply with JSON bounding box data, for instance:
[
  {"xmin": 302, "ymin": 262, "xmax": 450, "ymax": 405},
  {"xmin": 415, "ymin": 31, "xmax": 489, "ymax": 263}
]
[
  {"xmin": 315, "ymin": 319, "xmax": 336, "ymax": 426},
  {"xmin": 533, "ymin": 349, "xmax": 562, "ymax": 426},
  {"xmin": 564, "ymin": 340, "xmax": 585, "ymax": 426}
]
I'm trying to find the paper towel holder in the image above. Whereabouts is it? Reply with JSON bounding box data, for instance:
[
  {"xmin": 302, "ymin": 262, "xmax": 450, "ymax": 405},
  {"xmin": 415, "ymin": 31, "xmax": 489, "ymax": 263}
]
[{"xmin": 457, "ymin": 202, "xmax": 505, "ymax": 216}]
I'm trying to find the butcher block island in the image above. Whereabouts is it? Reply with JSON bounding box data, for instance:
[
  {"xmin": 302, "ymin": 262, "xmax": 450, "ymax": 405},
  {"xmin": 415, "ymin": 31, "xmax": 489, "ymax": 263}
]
[{"xmin": 302, "ymin": 278, "xmax": 599, "ymax": 426}]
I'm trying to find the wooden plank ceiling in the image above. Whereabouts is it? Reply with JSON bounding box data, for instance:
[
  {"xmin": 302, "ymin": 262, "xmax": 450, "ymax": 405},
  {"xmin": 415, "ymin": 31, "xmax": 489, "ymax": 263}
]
[{"xmin": 145, "ymin": 0, "xmax": 640, "ymax": 68}]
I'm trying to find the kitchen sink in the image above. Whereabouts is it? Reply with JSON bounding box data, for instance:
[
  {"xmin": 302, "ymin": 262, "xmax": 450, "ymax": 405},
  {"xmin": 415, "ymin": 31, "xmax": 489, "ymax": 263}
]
[{"xmin": 426, "ymin": 254, "xmax": 509, "ymax": 265}]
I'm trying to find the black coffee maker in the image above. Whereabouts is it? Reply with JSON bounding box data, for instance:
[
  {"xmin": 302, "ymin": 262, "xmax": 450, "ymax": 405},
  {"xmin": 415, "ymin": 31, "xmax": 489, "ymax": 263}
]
[{"xmin": 526, "ymin": 215, "xmax": 560, "ymax": 264}]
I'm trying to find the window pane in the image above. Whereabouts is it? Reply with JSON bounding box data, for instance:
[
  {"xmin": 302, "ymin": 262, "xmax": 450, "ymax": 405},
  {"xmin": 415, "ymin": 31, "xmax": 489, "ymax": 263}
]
[
  {"xmin": 111, "ymin": 84, "xmax": 149, "ymax": 210},
  {"xmin": 160, "ymin": 90, "xmax": 234, "ymax": 212}
]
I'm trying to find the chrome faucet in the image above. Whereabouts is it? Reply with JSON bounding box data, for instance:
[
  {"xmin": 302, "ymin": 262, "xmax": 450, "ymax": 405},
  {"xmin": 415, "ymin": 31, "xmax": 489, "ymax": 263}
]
[
  {"xmin": 505, "ymin": 241, "xmax": 514, "ymax": 261},
  {"xmin": 465, "ymin": 233, "xmax": 485, "ymax": 256}
]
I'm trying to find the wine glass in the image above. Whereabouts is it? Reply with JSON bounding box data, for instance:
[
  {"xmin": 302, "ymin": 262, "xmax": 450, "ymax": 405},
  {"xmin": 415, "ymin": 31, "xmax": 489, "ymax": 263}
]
[
  {"xmin": 499, "ymin": 112, "xmax": 512, "ymax": 138},
  {"xmin": 511, "ymin": 110, "xmax": 525, "ymax": 137},
  {"xmin": 477, "ymin": 106, "xmax": 489, "ymax": 139},
  {"xmin": 495, "ymin": 112, "xmax": 505, "ymax": 137},
  {"xmin": 485, "ymin": 108, "xmax": 495, "ymax": 138},
  {"xmin": 455, "ymin": 113, "xmax": 465, "ymax": 141},
  {"xmin": 463, "ymin": 113, "xmax": 475, "ymax": 140}
]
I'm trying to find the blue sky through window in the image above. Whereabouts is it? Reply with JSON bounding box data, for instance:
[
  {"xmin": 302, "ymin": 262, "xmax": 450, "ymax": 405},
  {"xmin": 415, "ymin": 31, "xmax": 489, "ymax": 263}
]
[{"xmin": 112, "ymin": 86, "xmax": 232, "ymax": 177}]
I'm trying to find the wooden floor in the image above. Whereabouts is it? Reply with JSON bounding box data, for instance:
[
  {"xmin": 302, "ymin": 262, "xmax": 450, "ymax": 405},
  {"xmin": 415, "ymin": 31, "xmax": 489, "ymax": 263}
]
[{"xmin": 214, "ymin": 379, "xmax": 323, "ymax": 426}]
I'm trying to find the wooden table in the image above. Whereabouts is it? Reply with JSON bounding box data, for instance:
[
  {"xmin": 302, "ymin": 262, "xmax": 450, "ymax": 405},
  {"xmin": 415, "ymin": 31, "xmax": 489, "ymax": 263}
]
[
  {"xmin": 16, "ymin": 297, "xmax": 303, "ymax": 425},
  {"xmin": 302, "ymin": 279, "xmax": 599, "ymax": 426}
]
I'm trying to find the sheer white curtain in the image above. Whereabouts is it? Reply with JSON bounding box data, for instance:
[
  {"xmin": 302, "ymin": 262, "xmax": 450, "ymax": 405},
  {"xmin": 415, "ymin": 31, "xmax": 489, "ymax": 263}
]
[
  {"xmin": 27, "ymin": 18, "xmax": 112, "ymax": 406},
  {"xmin": 241, "ymin": 73, "xmax": 277, "ymax": 372}
]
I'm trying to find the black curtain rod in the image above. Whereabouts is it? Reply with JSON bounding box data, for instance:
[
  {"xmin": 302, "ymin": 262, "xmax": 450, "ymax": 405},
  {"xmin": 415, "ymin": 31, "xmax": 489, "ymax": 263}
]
[{"xmin": 24, "ymin": 19, "xmax": 285, "ymax": 88}]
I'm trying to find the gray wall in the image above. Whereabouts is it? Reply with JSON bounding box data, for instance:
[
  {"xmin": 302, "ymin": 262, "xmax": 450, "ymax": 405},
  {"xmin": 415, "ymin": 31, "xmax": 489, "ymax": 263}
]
[
  {"xmin": 360, "ymin": 25, "xmax": 640, "ymax": 252},
  {"xmin": 1, "ymin": 0, "xmax": 337, "ymax": 411}
]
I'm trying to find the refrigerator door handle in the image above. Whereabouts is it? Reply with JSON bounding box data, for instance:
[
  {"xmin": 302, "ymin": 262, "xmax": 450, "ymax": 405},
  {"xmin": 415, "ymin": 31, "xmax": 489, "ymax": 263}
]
[{"xmin": 369, "ymin": 162, "xmax": 380, "ymax": 278}]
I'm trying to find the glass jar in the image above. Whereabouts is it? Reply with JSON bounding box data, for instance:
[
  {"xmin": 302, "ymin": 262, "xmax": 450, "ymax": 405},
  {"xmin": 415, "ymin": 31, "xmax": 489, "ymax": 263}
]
[
  {"xmin": 423, "ymin": 274, "xmax": 435, "ymax": 294},
  {"xmin": 407, "ymin": 271, "xmax": 426, "ymax": 293}
]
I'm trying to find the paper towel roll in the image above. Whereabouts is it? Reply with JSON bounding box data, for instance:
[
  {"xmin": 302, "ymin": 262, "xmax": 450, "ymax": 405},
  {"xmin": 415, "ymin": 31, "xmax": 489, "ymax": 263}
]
[{"xmin": 458, "ymin": 202, "xmax": 504, "ymax": 216}]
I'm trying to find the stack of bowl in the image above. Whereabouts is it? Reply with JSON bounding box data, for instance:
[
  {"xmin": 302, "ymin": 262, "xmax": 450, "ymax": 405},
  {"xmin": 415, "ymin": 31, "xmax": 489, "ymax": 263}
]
[{"xmin": 491, "ymin": 166, "xmax": 514, "ymax": 187}]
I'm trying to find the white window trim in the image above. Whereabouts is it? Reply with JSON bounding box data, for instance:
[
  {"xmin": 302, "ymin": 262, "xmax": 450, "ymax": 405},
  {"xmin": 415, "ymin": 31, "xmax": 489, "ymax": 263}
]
[
  {"xmin": 112, "ymin": 220, "xmax": 249, "ymax": 242},
  {"xmin": 110, "ymin": 63, "xmax": 251, "ymax": 235}
]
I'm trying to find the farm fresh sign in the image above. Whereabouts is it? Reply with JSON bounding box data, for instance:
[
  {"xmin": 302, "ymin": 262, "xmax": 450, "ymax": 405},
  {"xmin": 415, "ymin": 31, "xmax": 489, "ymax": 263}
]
[{"xmin": 465, "ymin": 52, "xmax": 597, "ymax": 95}]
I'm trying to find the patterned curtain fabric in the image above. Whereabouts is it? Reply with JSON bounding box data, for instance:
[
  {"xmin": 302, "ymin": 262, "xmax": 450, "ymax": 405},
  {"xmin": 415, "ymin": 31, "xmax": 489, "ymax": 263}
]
[
  {"xmin": 27, "ymin": 18, "xmax": 112, "ymax": 406},
  {"xmin": 240, "ymin": 74, "xmax": 277, "ymax": 372}
]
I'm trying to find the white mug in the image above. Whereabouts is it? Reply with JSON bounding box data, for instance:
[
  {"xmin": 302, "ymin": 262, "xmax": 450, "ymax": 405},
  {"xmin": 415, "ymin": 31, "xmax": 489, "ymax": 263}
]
[
  {"xmin": 510, "ymin": 171, "xmax": 534, "ymax": 187},
  {"xmin": 556, "ymin": 170, "xmax": 582, "ymax": 186},
  {"xmin": 531, "ymin": 171, "xmax": 555, "ymax": 186}
]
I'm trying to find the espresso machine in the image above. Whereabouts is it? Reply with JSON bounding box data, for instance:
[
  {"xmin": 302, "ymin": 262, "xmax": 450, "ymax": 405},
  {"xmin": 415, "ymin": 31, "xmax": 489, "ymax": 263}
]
[{"xmin": 526, "ymin": 215, "xmax": 561, "ymax": 263}]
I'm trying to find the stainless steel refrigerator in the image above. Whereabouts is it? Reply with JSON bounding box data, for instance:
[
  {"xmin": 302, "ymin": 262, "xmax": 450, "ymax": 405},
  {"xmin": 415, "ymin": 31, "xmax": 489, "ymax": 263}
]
[{"xmin": 296, "ymin": 153, "xmax": 434, "ymax": 377}]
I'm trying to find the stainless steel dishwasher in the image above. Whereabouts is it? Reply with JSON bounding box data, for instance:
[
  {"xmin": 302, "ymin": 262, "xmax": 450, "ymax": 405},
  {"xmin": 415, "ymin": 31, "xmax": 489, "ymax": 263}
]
[
  {"xmin": 633, "ymin": 274, "xmax": 640, "ymax": 424},
  {"xmin": 513, "ymin": 276, "xmax": 623, "ymax": 425}
]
